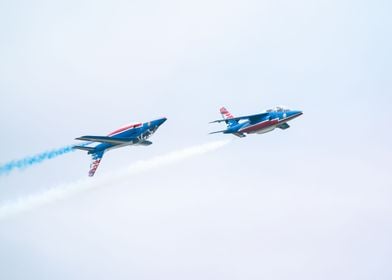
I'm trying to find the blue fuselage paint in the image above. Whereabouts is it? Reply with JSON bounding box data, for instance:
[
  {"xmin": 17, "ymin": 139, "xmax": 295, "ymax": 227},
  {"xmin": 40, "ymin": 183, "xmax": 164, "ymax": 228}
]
[
  {"xmin": 223, "ymin": 109, "xmax": 302, "ymax": 135},
  {"xmin": 93, "ymin": 118, "xmax": 167, "ymax": 153}
]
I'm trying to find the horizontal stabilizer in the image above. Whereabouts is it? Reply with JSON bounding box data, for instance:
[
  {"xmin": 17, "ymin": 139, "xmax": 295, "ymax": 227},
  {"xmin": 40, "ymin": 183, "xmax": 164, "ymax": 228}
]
[
  {"xmin": 209, "ymin": 130, "xmax": 227, "ymax": 135},
  {"xmin": 73, "ymin": 146, "xmax": 96, "ymax": 152},
  {"xmin": 209, "ymin": 130, "xmax": 245, "ymax": 137},
  {"xmin": 210, "ymin": 119, "xmax": 228, "ymax": 124},
  {"xmin": 76, "ymin": 135, "xmax": 132, "ymax": 145}
]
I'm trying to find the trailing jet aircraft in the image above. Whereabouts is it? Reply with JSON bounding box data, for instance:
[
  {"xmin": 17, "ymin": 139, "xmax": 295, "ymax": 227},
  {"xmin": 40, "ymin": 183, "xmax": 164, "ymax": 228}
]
[
  {"xmin": 210, "ymin": 106, "xmax": 302, "ymax": 137},
  {"xmin": 74, "ymin": 117, "xmax": 167, "ymax": 176}
]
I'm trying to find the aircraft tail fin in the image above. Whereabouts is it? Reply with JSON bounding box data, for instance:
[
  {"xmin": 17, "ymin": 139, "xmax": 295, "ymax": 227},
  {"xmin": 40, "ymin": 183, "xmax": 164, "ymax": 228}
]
[
  {"xmin": 220, "ymin": 107, "xmax": 238, "ymax": 127},
  {"xmin": 89, "ymin": 151, "xmax": 104, "ymax": 177},
  {"xmin": 74, "ymin": 145, "xmax": 104, "ymax": 176}
]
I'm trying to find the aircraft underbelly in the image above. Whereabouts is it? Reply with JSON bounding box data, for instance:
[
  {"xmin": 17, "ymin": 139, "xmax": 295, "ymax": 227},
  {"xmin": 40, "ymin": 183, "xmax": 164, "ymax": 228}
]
[
  {"xmin": 255, "ymin": 126, "xmax": 276, "ymax": 134},
  {"xmin": 104, "ymin": 130, "xmax": 155, "ymax": 152},
  {"xmin": 105, "ymin": 142, "xmax": 133, "ymax": 152},
  {"xmin": 241, "ymin": 119, "xmax": 278, "ymax": 134}
]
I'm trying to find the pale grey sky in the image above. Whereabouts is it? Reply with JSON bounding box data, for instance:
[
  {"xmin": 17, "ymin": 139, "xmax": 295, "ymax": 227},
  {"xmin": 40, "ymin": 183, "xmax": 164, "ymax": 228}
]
[{"xmin": 0, "ymin": 0, "xmax": 391, "ymax": 279}]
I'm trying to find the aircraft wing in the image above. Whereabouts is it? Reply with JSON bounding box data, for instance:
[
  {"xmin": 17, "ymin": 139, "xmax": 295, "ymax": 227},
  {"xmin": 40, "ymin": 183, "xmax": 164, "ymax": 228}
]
[
  {"xmin": 210, "ymin": 112, "xmax": 269, "ymax": 124},
  {"xmin": 75, "ymin": 135, "xmax": 132, "ymax": 145}
]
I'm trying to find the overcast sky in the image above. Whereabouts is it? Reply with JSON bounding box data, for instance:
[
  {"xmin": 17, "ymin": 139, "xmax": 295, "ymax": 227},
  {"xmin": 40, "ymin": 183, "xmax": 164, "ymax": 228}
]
[{"xmin": 0, "ymin": 0, "xmax": 391, "ymax": 279}]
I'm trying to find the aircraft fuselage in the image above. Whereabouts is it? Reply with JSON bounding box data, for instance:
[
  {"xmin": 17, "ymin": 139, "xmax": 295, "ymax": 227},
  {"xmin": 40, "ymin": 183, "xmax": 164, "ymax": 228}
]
[{"xmin": 210, "ymin": 106, "xmax": 302, "ymax": 137}]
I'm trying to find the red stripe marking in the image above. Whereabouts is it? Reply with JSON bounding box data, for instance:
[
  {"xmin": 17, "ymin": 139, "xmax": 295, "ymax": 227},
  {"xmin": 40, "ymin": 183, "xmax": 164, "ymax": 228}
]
[{"xmin": 108, "ymin": 123, "xmax": 142, "ymax": 136}]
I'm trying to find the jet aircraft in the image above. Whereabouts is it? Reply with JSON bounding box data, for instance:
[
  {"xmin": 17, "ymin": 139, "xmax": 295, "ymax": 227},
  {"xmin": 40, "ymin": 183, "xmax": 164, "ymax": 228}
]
[
  {"xmin": 210, "ymin": 106, "xmax": 302, "ymax": 137},
  {"xmin": 74, "ymin": 117, "xmax": 167, "ymax": 176}
]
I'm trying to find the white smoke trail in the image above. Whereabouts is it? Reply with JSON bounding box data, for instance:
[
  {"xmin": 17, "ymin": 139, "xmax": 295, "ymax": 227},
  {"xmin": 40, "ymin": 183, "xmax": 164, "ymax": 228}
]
[{"xmin": 0, "ymin": 140, "xmax": 230, "ymax": 220}]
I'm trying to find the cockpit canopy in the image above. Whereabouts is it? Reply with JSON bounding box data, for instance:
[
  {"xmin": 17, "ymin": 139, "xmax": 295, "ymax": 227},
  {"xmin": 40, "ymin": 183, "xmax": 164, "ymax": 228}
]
[{"xmin": 267, "ymin": 106, "xmax": 289, "ymax": 112}]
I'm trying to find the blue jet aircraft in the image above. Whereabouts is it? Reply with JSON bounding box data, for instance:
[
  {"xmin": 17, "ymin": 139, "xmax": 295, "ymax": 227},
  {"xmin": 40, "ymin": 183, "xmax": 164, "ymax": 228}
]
[
  {"xmin": 210, "ymin": 106, "xmax": 302, "ymax": 137},
  {"xmin": 74, "ymin": 117, "xmax": 167, "ymax": 176}
]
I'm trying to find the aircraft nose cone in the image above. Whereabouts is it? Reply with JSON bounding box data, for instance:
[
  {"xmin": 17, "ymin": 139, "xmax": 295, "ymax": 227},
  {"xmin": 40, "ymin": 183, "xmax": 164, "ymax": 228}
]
[
  {"xmin": 292, "ymin": 110, "xmax": 303, "ymax": 117},
  {"xmin": 287, "ymin": 110, "xmax": 303, "ymax": 119},
  {"xmin": 156, "ymin": 117, "xmax": 167, "ymax": 126}
]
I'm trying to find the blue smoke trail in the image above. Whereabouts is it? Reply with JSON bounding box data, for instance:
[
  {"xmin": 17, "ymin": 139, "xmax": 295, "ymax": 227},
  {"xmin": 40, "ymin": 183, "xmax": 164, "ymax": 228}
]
[{"xmin": 0, "ymin": 144, "xmax": 85, "ymax": 176}]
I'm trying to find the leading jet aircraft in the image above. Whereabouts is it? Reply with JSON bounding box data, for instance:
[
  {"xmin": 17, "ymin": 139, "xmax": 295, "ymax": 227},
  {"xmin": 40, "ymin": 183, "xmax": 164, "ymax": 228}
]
[
  {"xmin": 74, "ymin": 117, "xmax": 167, "ymax": 176},
  {"xmin": 210, "ymin": 106, "xmax": 302, "ymax": 137}
]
